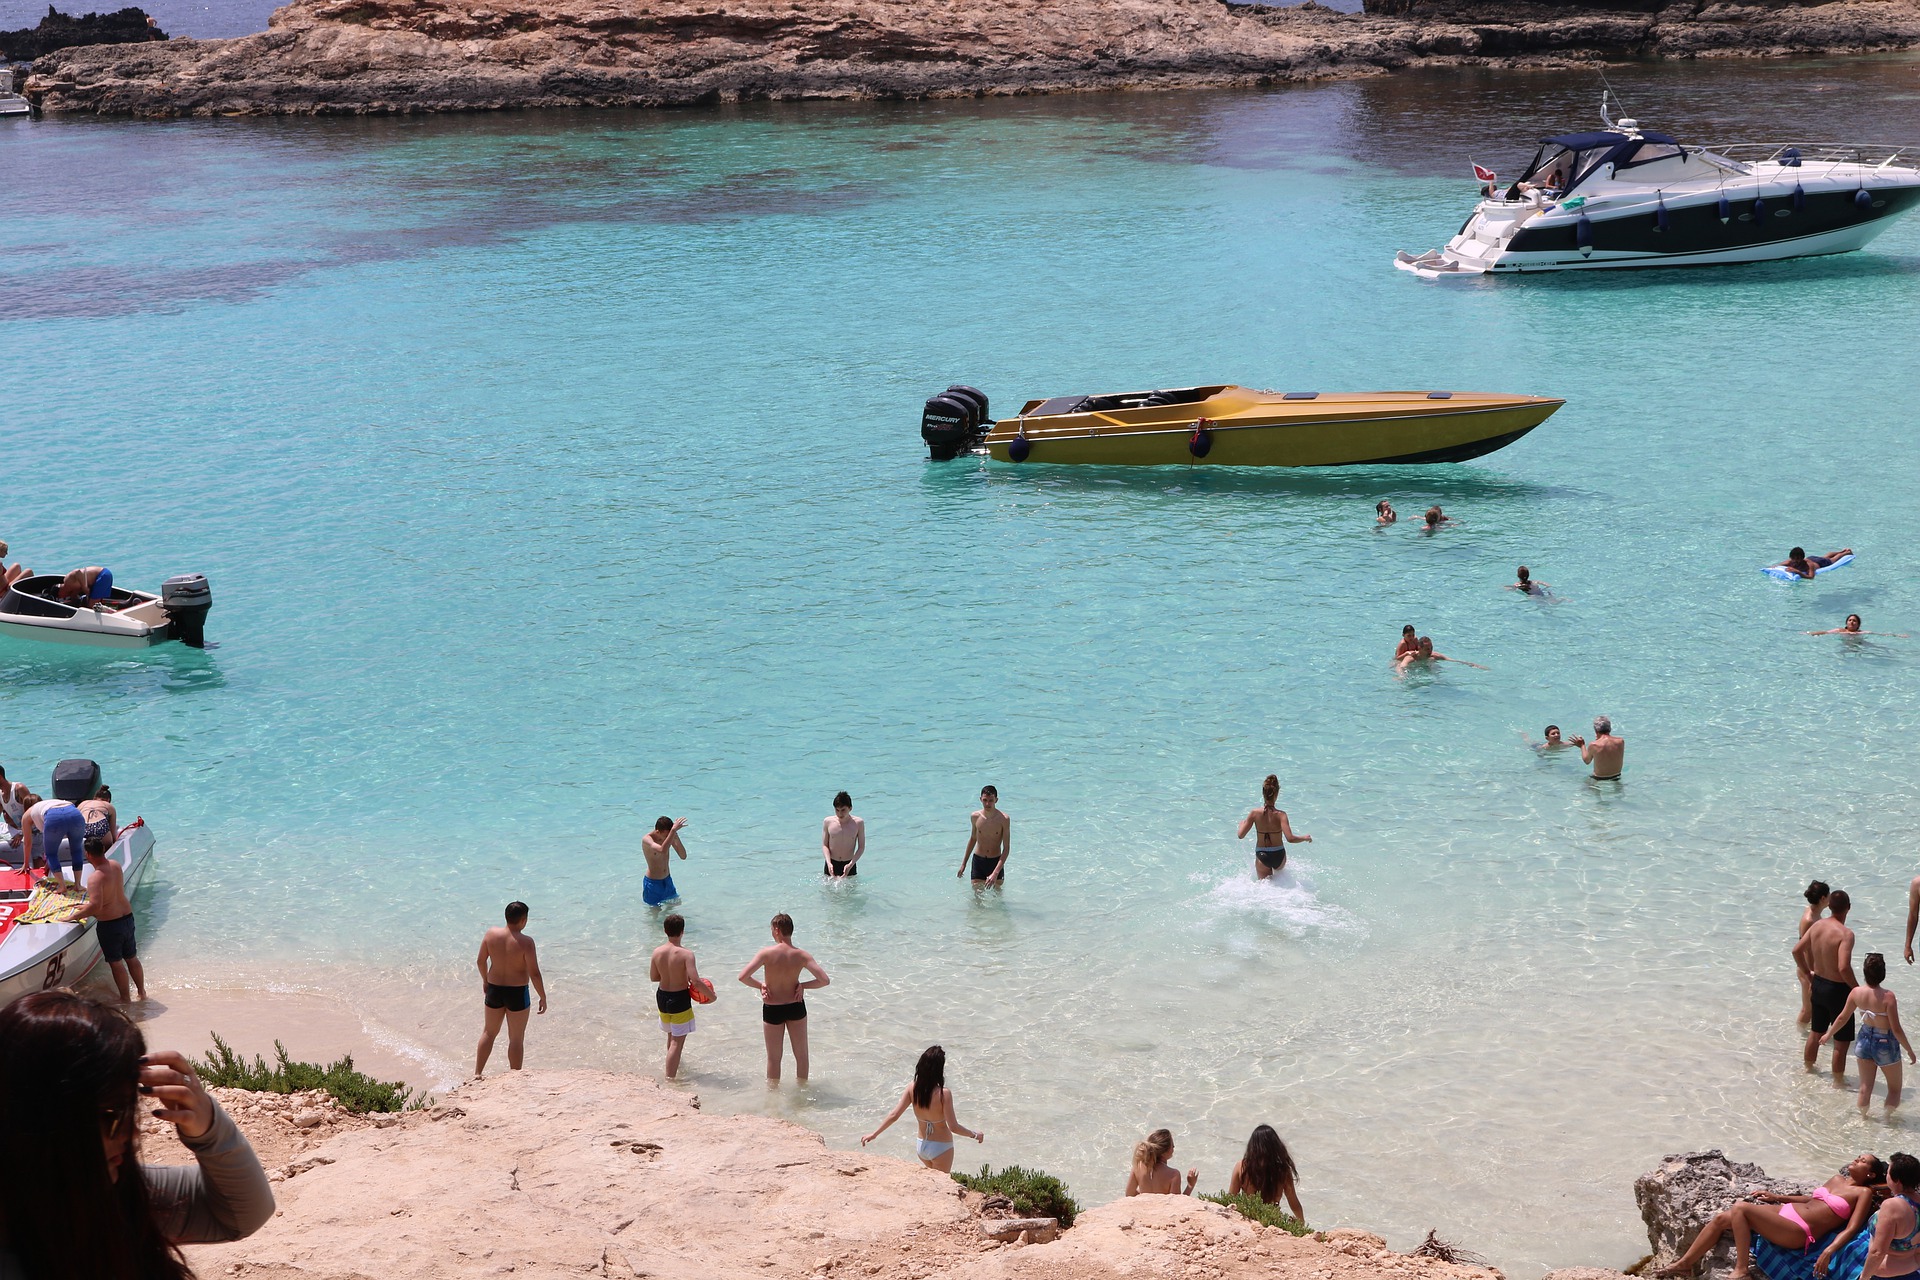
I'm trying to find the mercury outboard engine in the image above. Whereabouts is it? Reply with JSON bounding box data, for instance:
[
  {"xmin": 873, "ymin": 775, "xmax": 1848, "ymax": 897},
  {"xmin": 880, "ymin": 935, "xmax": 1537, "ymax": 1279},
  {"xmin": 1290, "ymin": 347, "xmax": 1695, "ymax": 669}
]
[
  {"xmin": 921, "ymin": 384, "xmax": 991, "ymax": 460},
  {"xmin": 161, "ymin": 573, "xmax": 212, "ymax": 648}
]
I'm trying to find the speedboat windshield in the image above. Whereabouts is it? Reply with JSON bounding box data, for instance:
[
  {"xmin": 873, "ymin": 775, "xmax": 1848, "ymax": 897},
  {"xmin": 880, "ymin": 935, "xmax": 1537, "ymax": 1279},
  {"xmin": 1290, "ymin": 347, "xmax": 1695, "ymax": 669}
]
[{"xmin": 1504, "ymin": 131, "xmax": 1687, "ymax": 198}]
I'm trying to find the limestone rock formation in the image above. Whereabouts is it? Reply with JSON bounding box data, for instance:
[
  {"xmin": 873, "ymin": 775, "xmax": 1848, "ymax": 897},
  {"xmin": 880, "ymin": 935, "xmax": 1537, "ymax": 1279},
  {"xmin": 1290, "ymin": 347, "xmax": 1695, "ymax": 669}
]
[
  {"xmin": 1636, "ymin": 1151, "xmax": 1817, "ymax": 1280},
  {"xmin": 180, "ymin": 1069, "xmax": 1508, "ymax": 1280},
  {"xmin": 26, "ymin": 0, "xmax": 1920, "ymax": 116}
]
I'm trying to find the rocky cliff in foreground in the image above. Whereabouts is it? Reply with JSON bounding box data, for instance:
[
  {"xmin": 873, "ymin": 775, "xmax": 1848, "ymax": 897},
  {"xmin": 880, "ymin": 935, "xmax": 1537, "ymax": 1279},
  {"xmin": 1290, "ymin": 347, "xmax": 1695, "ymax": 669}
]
[
  {"xmin": 27, "ymin": 0, "xmax": 1920, "ymax": 116},
  {"xmin": 174, "ymin": 1069, "xmax": 1511, "ymax": 1280}
]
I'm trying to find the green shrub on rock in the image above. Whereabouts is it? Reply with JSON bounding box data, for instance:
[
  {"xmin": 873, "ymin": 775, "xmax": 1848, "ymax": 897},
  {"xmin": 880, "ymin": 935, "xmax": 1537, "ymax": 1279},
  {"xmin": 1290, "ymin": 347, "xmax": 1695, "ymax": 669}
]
[
  {"xmin": 197, "ymin": 1033, "xmax": 427, "ymax": 1113},
  {"xmin": 952, "ymin": 1164, "xmax": 1080, "ymax": 1227},
  {"xmin": 1201, "ymin": 1191, "xmax": 1310, "ymax": 1235}
]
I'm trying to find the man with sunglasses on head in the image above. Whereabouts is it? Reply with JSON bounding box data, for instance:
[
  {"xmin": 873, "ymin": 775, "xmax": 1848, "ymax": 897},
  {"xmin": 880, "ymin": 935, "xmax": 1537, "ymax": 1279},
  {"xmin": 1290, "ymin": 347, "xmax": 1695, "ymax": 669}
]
[{"xmin": 957, "ymin": 786, "xmax": 1009, "ymax": 888}]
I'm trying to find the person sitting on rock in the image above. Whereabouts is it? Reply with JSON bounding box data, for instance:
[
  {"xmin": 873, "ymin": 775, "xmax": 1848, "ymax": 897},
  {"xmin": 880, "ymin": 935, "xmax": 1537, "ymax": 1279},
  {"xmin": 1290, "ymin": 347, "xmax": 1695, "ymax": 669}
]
[
  {"xmin": 1654, "ymin": 1153, "xmax": 1885, "ymax": 1279},
  {"xmin": 1226, "ymin": 1124, "xmax": 1304, "ymax": 1223},
  {"xmin": 1124, "ymin": 1129, "xmax": 1195, "ymax": 1197}
]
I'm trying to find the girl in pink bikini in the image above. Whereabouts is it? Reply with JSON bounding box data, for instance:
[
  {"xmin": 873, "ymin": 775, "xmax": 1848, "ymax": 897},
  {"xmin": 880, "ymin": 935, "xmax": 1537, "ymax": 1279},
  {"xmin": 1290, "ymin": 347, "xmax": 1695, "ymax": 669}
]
[{"xmin": 1655, "ymin": 1154, "xmax": 1884, "ymax": 1280}]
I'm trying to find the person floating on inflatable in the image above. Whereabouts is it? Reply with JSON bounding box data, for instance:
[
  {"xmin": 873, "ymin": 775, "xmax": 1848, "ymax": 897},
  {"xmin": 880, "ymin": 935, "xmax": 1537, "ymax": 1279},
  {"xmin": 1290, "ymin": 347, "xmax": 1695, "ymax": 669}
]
[{"xmin": 1775, "ymin": 547, "xmax": 1853, "ymax": 580}]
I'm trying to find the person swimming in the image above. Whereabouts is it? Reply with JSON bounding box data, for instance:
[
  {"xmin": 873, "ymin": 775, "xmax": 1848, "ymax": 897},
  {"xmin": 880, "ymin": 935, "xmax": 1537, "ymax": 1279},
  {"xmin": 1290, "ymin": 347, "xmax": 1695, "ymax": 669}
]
[
  {"xmin": 1395, "ymin": 636, "xmax": 1487, "ymax": 672},
  {"xmin": 1421, "ymin": 505, "xmax": 1453, "ymax": 533},
  {"xmin": 1808, "ymin": 615, "xmax": 1908, "ymax": 638},
  {"xmin": 1394, "ymin": 624, "xmax": 1419, "ymax": 660},
  {"xmin": 1375, "ymin": 500, "xmax": 1396, "ymax": 526},
  {"xmin": 1507, "ymin": 566, "xmax": 1551, "ymax": 597},
  {"xmin": 1237, "ymin": 774, "xmax": 1311, "ymax": 880}
]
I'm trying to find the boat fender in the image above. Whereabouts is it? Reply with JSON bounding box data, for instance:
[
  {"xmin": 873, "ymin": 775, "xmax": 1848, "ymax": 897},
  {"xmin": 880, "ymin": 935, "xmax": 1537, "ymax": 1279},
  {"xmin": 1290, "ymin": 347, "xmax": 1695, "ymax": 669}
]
[
  {"xmin": 1781, "ymin": 147, "xmax": 1802, "ymax": 168},
  {"xmin": 1187, "ymin": 419, "xmax": 1214, "ymax": 460},
  {"xmin": 1752, "ymin": 197, "xmax": 1767, "ymax": 220},
  {"xmin": 1857, "ymin": 188, "xmax": 1873, "ymax": 210},
  {"xmin": 1654, "ymin": 195, "xmax": 1669, "ymax": 233},
  {"xmin": 1791, "ymin": 183, "xmax": 1805, "ymax": 213},
  {"xmin": 1008, "ymin": 434, "xmax": 1031, "ymax": 463},
  {"xmin": 1718, "ymin": 194, "xmax": 1732, "ymax": 224},
  {"xmin": 1576, "ymin": 214, "xmax": 1593, "ymax": 254}
]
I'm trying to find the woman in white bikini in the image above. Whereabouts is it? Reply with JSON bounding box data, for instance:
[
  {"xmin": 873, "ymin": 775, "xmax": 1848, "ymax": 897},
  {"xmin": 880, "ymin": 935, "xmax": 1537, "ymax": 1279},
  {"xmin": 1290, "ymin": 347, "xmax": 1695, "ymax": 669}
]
[
  {"xmin": 1238, "ymin": 775, "xmax": 1311, "ymax": 881},
  {"xmin": 1822, "ymin": 952, "xmax": 1918, "ymax": 1109},
  {"xmin": 860, "ymin": 1045, "xmax": 982, "ymax": 1173},
  {"xmin": 1655, "ymin": 1154, "xmax": 1884, "ymax": 1280}
]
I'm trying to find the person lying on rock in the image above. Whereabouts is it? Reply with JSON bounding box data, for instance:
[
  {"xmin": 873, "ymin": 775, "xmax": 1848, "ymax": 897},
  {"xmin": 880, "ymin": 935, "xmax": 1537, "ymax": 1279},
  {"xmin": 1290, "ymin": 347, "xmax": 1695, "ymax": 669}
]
[{"xmin": 1654, "ymin": 1153, "xmax": 1885, "ymax": 1280}]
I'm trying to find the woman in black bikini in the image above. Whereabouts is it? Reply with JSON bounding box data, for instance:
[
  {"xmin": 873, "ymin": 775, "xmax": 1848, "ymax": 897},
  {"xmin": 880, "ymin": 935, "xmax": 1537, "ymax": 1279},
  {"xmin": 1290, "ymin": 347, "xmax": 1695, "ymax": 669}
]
[{"xmin": 1237, "ymin": 775, "xmax": 1311, "ymax": 881}]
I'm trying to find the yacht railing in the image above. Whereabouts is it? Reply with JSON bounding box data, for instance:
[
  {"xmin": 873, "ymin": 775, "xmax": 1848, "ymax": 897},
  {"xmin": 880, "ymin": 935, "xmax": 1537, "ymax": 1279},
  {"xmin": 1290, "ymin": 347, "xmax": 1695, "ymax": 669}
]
[{"xmin": 1704, "ymin": 143, "xmax": 1920, "ymax": 171}]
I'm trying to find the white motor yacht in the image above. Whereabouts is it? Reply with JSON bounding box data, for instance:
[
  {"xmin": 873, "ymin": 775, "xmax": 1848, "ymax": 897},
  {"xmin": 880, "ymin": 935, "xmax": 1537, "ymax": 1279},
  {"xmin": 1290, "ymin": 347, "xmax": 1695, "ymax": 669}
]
[
  {"xmin": 0, "ymin": 94, "xmax": 29, "ymax": 118},
  {"xmin": 1397, "ymin": 97, "xmax": 1920, "ymax": 278}
]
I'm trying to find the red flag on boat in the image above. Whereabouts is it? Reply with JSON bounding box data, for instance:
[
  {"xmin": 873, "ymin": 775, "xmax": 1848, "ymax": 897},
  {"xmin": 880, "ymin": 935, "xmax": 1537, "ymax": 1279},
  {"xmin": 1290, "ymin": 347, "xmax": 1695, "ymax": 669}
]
[{"xmin": 1472, "ymin": 163, "xmax": 1497, "ymax": 183}]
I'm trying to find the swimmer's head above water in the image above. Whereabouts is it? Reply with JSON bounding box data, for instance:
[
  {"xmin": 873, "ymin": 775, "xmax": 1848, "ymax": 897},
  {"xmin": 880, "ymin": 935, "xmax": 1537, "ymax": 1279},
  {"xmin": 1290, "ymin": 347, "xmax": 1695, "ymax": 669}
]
[
  {"xmin": 1516, "ymin": 566, "xmax": 1531, "ymax": 584},
  {"xmin": 1543, "ymin": 725, "xmax": 1562, "ymax": 744},
  {"xmin": 1846, "ymin": 615, "xmax": 1863, "ymax": 632}
]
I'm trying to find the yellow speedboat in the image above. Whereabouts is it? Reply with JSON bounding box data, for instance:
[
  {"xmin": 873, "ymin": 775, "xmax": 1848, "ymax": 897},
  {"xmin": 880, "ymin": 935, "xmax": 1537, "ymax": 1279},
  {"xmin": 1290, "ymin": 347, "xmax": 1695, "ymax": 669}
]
[{"xmin": 923, "ymin": 384, "xmax": 1563, "ymax": 466}]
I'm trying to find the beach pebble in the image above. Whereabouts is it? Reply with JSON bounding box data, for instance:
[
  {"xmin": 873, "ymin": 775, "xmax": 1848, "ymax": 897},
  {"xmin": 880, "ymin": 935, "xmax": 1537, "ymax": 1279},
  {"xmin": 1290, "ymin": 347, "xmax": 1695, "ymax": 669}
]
[{"xmin": 291, "ymin": 1109, "xmax": 326, "ymax": 1128}]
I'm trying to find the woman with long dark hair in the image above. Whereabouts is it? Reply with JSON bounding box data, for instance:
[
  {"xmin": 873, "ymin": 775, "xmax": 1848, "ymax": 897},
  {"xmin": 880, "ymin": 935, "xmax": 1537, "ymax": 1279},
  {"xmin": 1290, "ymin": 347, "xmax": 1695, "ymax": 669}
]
[
  {"xmin": 0, "ymin": 990, "xmax": 275, "ymax": 1279},
  {"xmin": 1227, "ymin": 1124, "xmax": 1304, "ymax": 1222},
  {"xmin": 859, "ymin": 1045, "xmax": 984, "ymax": 1173}
]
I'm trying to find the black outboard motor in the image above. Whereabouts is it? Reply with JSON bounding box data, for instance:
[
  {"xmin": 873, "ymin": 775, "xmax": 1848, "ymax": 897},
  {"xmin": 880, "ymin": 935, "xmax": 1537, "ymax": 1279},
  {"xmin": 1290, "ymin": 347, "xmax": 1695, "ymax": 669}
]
[
  {"xmin": 921, "ymin": 384, "xmax": 992, "ymax": 460},
  {"xmin": 52, "ymin": 758, "xmax": 101, "ymax": 803},
  {"xmin": 162, "ymin": 573, "xmax": 212, "ymax": 648}
]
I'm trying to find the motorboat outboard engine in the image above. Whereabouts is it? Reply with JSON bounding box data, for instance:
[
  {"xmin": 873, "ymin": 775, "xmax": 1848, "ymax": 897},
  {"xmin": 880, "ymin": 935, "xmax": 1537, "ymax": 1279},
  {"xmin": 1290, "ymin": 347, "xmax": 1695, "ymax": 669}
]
[
  {"xmin": 161, "ymin": 573, "xmax": 212, "ymax": 648},
  {"xmin": 921, "ymin": 384, "xmax": 991, "ymax": 460},
  {"xmin": 52, "ymin": 758, "xmax": 101, "ymax": 803}
]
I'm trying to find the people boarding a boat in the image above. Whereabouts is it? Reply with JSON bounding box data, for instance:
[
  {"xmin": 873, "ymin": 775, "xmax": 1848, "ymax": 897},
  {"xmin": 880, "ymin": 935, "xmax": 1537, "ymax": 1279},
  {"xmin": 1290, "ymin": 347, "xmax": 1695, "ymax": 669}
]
[{"xmin": 21, "ymin": 795, "xmax": 85, "ymax": 885}]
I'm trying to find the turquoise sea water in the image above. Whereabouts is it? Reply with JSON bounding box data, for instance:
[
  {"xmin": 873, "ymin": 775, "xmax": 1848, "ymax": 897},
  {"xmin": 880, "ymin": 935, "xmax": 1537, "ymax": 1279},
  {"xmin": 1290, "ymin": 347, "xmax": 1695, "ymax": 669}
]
[{"xmin": 6, "ymin": 59, "xmax": 1920, "ymax": 1272}]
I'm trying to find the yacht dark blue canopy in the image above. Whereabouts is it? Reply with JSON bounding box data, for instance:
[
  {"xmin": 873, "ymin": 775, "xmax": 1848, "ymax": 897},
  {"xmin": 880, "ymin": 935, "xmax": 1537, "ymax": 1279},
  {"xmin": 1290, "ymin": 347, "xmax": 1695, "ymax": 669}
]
[{"xmin": 1542, "ymin": 131, "xmax": 1680, "ymax": 148}]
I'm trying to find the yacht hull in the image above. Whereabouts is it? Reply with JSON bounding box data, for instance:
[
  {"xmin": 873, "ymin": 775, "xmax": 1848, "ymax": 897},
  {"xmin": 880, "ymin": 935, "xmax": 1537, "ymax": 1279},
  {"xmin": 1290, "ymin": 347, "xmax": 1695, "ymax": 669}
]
[{"xmin": 983, "ymin": 392, "xmax": 1562, "ymax": 467}]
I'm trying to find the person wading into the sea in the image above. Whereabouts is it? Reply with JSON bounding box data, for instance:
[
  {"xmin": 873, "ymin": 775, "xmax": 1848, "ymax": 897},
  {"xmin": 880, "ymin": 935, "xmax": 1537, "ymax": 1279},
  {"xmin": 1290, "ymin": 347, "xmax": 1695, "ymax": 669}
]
[
  {"xmin": 1236, "ymin": 774, "xmax": 1311, "ymax": 881},
  {"xmin": 822, "ymin": 792, "xmax": 864, "ymax": 879},
  {"xmin": 650, "ymin": 913, "xmax": 703, "ymax": 1080},
  {"xmin": 957, "ymin": 786, "xmax": 1009, "ymax": 887},
  {"xmin": 738, "ymin": 913, "xmax": 830, "ymax": 1085},
  {"xmin": 1576, "ymin": 716, "xmax": 1625, "ymax": 781},
  {"xmin": 475, "ymin": 900, "xmax": 546, "ymax": 1079},
  {"xmin": 641, "ymin": 816, "xmax": 688, "ymax": 907},
  {"xmin": 1795, "ymin": 889, "xmax": 1858, "ymax": 1080}
]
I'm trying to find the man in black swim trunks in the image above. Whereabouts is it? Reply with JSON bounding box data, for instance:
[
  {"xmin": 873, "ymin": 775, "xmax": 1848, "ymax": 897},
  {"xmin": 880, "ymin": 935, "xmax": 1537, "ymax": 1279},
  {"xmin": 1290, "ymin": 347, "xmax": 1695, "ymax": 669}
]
[
  {"xmin": 957, "ymin": 786, "xmax": 1010, "ymax": 888},
  {"xmin": 475, "ymin": 901, "xmax": 546, "ymax": 1079},
  {"xmin": 75, "ymin": 834, "xmax": 144, "ymax": 1003},
  {"xmin": 737, "ymin": 913, "xmax": 830, "ymax": 1085},
  {"xmin": 822, "ymin": 792, "xmax": 864, "ymax": 879},
  {"xmin": 1796, "ymin": 889, "xmax": 1858, "ymax": 1080}
]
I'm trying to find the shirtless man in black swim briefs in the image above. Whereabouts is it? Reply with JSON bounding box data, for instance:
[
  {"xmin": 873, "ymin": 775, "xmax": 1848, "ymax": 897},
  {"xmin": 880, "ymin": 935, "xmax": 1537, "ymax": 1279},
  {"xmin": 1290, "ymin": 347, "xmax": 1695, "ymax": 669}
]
[
  {"xmin": 475, "ymin": 901, "xmax": 546, "ymax": 1079},
  {"xmin": 738, "ymin": 914, "xmax": 831, "ymax": 1085},
  {"xmin": 957, "ymin": 786, "xmax": 1010, "ymax": 887},
  {"xmin": 1237, "ymin": 774, "xmax": 1312, "ymax": 881},
  {"xmin": 822, "ymin": 792, "xmax": 864, "ymax": 879},
  {"xmin": 1796, "ymin": 889, "xmax": 1858, "ymax": 1080}
]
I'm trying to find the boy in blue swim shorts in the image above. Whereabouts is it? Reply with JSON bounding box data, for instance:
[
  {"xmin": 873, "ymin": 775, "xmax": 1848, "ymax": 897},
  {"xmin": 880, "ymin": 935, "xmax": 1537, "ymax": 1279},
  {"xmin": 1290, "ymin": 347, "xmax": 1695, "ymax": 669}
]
[{"xmin": 642, "ymin": 815, "xmax": 687, "ymax": 906}]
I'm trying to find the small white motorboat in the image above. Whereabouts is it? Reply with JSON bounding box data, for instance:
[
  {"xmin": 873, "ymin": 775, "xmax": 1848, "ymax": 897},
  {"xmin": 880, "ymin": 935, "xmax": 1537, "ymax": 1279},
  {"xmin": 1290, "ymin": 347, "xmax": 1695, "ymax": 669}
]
[
  {"xmin": 0, "ymin": 93, "xmax": 30, "ymax": 118},
  {"xmin": 1397, "ymin": 94, "xmax": 1920, "ymax": 277},
  {"xmin": 0, "ymin": 572, "xmax": 212, "ymax": 648},
  {"xmin": 0, "ymin": 819, "xmax": 154, "ymax": 1006}
]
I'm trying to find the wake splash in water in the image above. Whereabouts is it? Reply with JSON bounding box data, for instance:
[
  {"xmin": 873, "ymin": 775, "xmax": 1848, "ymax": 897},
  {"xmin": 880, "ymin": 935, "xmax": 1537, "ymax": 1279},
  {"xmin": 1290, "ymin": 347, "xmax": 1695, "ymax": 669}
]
[{"xmin": 1190, "ymin": 857, "xmax": 1360, "ymax": 939}]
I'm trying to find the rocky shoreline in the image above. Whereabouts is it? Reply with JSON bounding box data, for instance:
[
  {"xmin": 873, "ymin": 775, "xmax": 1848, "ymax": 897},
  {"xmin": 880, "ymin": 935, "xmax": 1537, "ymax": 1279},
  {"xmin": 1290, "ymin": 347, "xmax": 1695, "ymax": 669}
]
[{"xmin": 25, "ymin": 0, "xmax": 1920, "ymax": 117}]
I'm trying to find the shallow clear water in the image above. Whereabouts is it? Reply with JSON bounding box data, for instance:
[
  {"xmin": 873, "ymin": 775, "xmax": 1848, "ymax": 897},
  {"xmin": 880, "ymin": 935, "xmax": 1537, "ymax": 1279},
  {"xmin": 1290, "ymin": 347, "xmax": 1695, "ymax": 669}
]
[{"xmin": 6, "ymin": 59, "xmax": 1920, "ymax": 1273}]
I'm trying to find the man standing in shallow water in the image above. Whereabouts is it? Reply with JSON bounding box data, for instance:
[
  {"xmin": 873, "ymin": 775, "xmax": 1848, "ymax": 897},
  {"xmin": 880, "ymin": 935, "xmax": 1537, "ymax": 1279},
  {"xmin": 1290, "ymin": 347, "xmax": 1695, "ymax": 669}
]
[
  {"xmin": 475, "ymin": 900, "xmax": 546, "ymax": 1079},
  {"xmin": 1577, "ymin": 716, "xmax": 1625, "ymax": 780},
  {"xmin": 738, "ymin": 913, "xmax": 831, "ymax": 1085},
  {"xmin": 650, "ymin": 913, "xmax": 703, "ymax": 1080},
  {"xmin": 822, "ymin": 792, "xmax": 864, "ymax": 879},
  {"xmin": 641, "ymin": 816, "xmax": 688, "ymax": 906},
  {"xmin": 1796, "ymin": 888, "xmax": 1857, "ymax": 1079},
  {"xmin": 958, "ymin": 786, "xmax": 1010, "ymax": 887}
]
